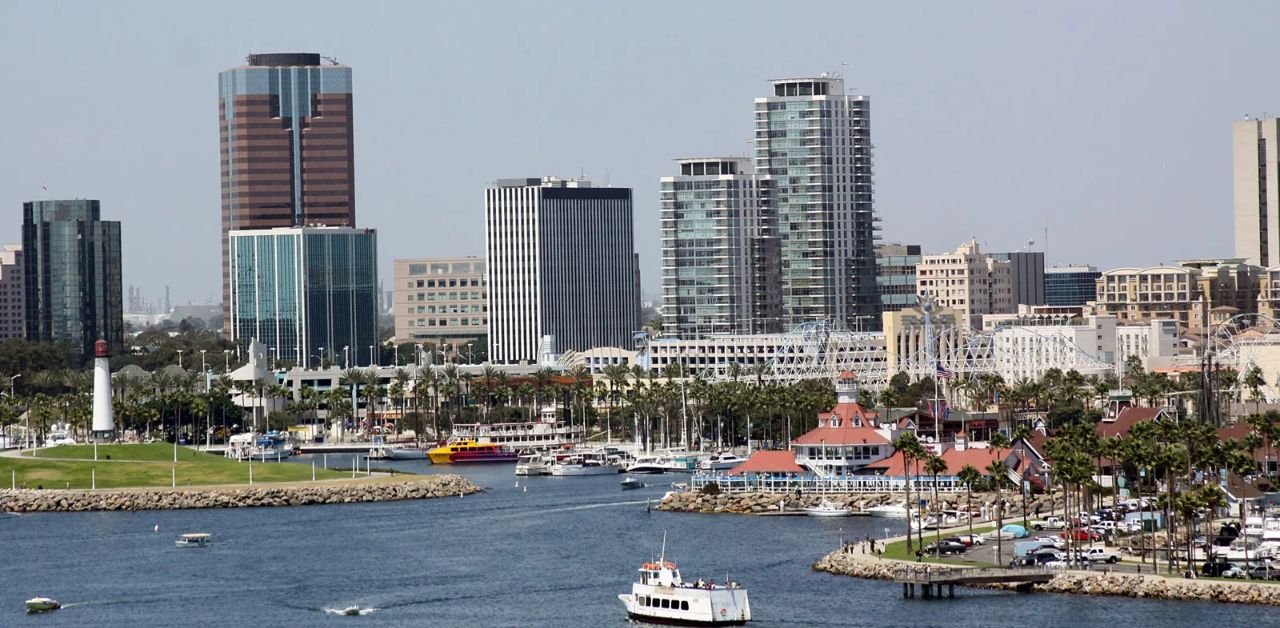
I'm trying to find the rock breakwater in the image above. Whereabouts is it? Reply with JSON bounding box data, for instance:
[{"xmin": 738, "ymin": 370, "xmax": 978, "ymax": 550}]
[
  {"xmin": 814, "ymin": 550, "xmax": 1280, "ymax": 606},
  {"xmin": 0, "ymin": 475, "xmax": 481, "ymax": 513},
  {"xmin": 659, "ymin": 490, "xmax": 1057, "ymax": 516}
]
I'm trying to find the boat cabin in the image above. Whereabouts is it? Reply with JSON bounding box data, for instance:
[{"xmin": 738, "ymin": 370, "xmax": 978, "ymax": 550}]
[
  {"xmin": 640, "ymin": 561, "xmax": 681, "ymax": 587},
  {"xmin": 176, "ymin": 533, "xmax": 211, "ymax": 547}
]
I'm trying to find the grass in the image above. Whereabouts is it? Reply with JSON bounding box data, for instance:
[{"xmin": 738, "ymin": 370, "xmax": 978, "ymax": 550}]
[
  {"xmin": 882, "ymin": 524, "xmax": 998, "ymax": 566},
  {"xmin": 1, "ymin": 444, "xmax": 354, "ymax": 489}
]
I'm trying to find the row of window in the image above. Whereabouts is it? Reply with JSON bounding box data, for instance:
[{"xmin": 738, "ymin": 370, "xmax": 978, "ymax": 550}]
[
  {"xmin": 406, "ymin": 278, "xmax": 484, "ymax": 288},
  {"xmin": 406, "ymin": 304, "xmax": 486, "ymax": 314},
  {"xmin": 637, "ymin": 596, "xmax": 689, "ymax": 611},
  {"xmin": 407, "ymin": 292, "xmax": 485, "ymax": 302},
  {"xmin": 414, "ymin": 318, "xmax": 485, "ymax": 327}
]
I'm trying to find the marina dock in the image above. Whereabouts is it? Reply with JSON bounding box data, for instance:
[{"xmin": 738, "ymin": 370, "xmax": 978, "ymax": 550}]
[{"xmin": 894, "ymin": 566, "xmax": 1055, "ymax": 599}]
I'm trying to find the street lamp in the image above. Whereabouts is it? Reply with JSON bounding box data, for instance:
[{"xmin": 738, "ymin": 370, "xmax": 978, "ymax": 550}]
[
  {"xmin": 223, "ymin": 349, "xmax": 231, "ymax": 373},
  {"xmin": 369, "ymin": 345, "xmax": 375, "ymax": 368},
  {"xmin": 11, "ymin": 374, "xmax": 23, "ymax": 450},
  {"xmin": 200, "ymin": 350, "xmax": 208, "ymax": 392},
  {"xmin": 318, "ymin": 347, "xmax": 326, "ymax": 369},
  {"xmin": 465, "ymin": 342, "xmax": 474, "ymax": 365},
  {"xmin": 343, "ymin": 346, "xmax": 349, "ymax": 370},
  {"xmin": 177, "ymin": 349, "xmax": 185, "ymax": 370}
]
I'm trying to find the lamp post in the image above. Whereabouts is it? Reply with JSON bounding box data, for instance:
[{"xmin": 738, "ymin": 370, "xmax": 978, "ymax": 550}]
[
  {"xmin": 343, "ymin": 346, "xmax": 350, "ymax": 370},
  {"xmin": 318, "ymin": 347, "xmax": 326, "ymax": 369},
  {"xmin": 369, "ymin": 345, "xmax": 375, "ymax": 368},
  {"xmin": 11, "ymin": 374, "xmax": 22, "ymax": 449},
  {"xmin": 465, "ymin": 342, "xmax": 474, "ymax": 365},
  {"xmin": 177, "ymin": 349, "xmax": 184, "ymax": 370},
  {"xmin": 201, "ymin": 350, "xmax": 208, "ymax": 392},
  {"xmin": 223, "ymin": 349, "xmax": 230, "ymax": 373}
]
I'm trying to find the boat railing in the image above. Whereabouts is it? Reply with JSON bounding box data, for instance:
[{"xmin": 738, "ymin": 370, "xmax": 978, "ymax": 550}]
[{"xmin": 689, "ymin": 473, "xmax": 969, "ymax": 494}]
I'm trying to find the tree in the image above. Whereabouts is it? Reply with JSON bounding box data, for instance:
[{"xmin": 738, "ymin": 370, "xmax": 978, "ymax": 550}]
[
  {"xmin": 924, "ymin": 453, "xmax": 949, "ymax": 556},
  {"xmin": 957, "ymin": 464, "xmax": 983, "ymax": 541},
  {"xmin": 986, "ymin": 459, "xmax": 1012, "ymax": 566},
  {"xmin": 894, "ymin": 432, "xmax": 925, "ymax": 556},
  {"xmin": 1244, "ymin": 364, "xmax": 1266, "ymax": 415}
]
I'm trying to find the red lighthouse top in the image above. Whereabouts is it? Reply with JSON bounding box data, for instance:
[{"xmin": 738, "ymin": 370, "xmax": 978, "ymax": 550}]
[{"xmin": 94, "ymin": 339, "xmax": 109, "ymax": 358}]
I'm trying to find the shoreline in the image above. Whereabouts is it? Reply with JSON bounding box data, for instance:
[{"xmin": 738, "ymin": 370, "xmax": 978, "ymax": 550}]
[
  {"xmin": 814, "ymin": 549, "xmax": 1280, "ymax": 606},
  {"xmin": 658, "ymin": 489, "xmax": 1056, "ymax": 516},
  {"xmin": 0, "ymin": 474, "xmax": 481, "ymax": 512}
]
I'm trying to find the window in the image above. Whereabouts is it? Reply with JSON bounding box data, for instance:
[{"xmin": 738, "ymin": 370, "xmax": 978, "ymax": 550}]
[
  {"xmin": 681, "ymin": 601, "xmax": 689, "ymax": 611},
  {"xmin": 661, "ymin": 599, "xmax": 670, "ymax": 609}
]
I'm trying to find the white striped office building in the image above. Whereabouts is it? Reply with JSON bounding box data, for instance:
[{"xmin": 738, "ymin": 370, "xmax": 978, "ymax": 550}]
[{"xmin": 484, "ymin": 178, "xmax": 640, "ymax": 364}]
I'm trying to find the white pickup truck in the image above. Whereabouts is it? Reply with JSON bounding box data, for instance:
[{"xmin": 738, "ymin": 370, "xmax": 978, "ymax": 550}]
[
  {"xmin": 1079, "ymin": 547, "xmax": 1122, "ymax": 564},
  {"xmin": 1029, "ymin": 516, "xmax": 1067, "ymax": 531}
]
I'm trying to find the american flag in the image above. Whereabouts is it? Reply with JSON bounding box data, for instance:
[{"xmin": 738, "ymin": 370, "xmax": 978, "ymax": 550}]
[{"xmin": 935, "ymin": 363, "xmax": 955, "ymax": 380}]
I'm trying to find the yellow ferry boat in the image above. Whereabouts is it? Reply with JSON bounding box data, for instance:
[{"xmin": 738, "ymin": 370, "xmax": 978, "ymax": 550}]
[{"xmin": 427, "ymin": 439, "xmax": 518, "ymax": 464}]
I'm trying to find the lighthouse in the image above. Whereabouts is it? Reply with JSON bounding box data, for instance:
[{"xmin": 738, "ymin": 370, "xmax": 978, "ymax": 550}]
[{"xmin": 91, "ymin": 339, "xmax": 115, "ymax": 438}]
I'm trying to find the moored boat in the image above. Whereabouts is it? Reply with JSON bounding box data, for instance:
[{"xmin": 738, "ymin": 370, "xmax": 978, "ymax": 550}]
[
  {"xmin": 803, "ymin": 500, "xmax": 852, "ymax": 517},
  {"xmin": 617, "ymin": 536, "xmax": 751, "ymax": 626},
  {"xmin": 550, "ymin": 451, "xmax": 617, "ymax": 476},
  {"xmin": 514, "ymin": 450, "xmax": 553, "ymax": 476},
  {"xmin": 25, "ymin": 597, "xmax": 60, "ymax": 613},
  {"xmin": 176, "ymin": 532, "xmax": 212, "ymax": 548},
  {"xmin": 866, "ymin": 503, "xmax": 909, "ymax": 518},
  {"xmin": 427, "ymin": 439, "xmax": 518, "ymax": 464},
  {"xmin": 385, "ymin": 444, "xmax": 428, "ymax": 460},
  {"xmin": 698, "ymin": 452, "xmax": 746, "ymax": 472},
  {"xmin": 621, "ymin": 477, "xmax": 646, "ymax": 490}
]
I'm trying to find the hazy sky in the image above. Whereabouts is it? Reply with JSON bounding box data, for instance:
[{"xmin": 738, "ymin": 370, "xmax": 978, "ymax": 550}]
[{"xmin": 3, "ymin": 1, "xmax": 1278, "ymax": 307}]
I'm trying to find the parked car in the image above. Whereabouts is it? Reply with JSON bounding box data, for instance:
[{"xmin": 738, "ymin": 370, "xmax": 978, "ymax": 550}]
[
  {"xmin": 1032, "ymin": 536, "xmax": 1066, "ymax": 550},
  {"xmin": 1202, "ymin": 561, "xmax": 1247, "ymax": 578},
  {"xmin": 955, "ymin": 533, "xmax": 986, "ymax": 546},
  {"xmin": 1248, "ymin": 564, "xmax": 1280, "ymax": 580},
  {"xmin": 924, "ymin": 540, "xmax": 966, "ymax": 555},
  {"xmin": 1061, "ymin": 529, "xmax": 1103, "ymax": 542},
  {"xmin": 944, "ymin": 535, "xmax": 974, "ymax": 548},
  {"xmin": 1030, "ymin": 516, "xmax": 1067, "ymax": 531},
  {"xmin": 1079, "ymin": 547, "xmax": 1122, "ymax": 564}
]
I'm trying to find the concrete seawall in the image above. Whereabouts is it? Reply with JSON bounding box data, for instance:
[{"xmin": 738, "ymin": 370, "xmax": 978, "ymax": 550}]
[
  {"xmin": 658, "ymin": 490, "xmax": 1056, "ymax": 516},
  {"xmin": 0, "ymin": 475, "xmax": 481, "ymax": 513},
  {"xmin": 815, "ymin": 550, "xmax": 1280, "ymax": 606}
]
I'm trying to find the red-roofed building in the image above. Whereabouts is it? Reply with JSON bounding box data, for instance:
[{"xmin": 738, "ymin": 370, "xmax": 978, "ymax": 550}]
[
  {"xmin": 863, "ymin": 444, "xmax": 1035, "ymax": 483},
  {"xmin": 790, "ymin": 372, "xmax": 900, "ymax": 477},
  {"xmin": 727, "ymin": 450, "xmax": 806, "ymax": 476},
  {"xmin": 1096, "ymin": 406, "xmax": 1168, "ymax": 438}
]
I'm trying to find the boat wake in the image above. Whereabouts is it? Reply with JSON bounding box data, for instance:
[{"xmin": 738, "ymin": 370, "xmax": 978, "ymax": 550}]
[
  {"xmin": 324, "ymin": 606, "xmax": 377, "ymax": 616},
  {"xmin": 535, "ymin": 499, "xmax": 650, "ymax": 515}
]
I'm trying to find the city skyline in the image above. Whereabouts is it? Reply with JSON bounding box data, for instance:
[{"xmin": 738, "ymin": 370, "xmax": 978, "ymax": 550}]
[{"xmin": 6, "ymin": 1, "xmax": 1280, "ymax": 307}]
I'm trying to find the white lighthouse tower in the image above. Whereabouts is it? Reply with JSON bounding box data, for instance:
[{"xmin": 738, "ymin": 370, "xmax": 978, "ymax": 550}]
[{"xmin": 91, "ymin": 339, "xmax": 115, "ymax": 437}]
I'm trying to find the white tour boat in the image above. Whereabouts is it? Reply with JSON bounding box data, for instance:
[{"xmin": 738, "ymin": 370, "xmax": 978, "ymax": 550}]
[
  {"xmin": 866, "ymin": 503, "xmax": 909, "ymax": 518},
  {"xmin": 804, "ymin": 500, "xmax": 853, "ymax": 517},
  {"xmin": 451, "ymin": 405, "xmax": 585, "ymax": 451},
  {"xmin": 618, "ymin": 537, "xmax": 751, "ymax": 626},
  {"xmin": 176, "ymin": 532, "xmax": 212, "ymax": 548},
  {"xmin": 224, "ymin": 432, "xmax": 293, "ymax": 462},
  {"xmin": 384, "ymin": 444, "xmax": 428, "ymax": 460},
  {"xmin": 25, "ymin": 597, "xmax": 60, "ymax": 613},
  {"xmin": 550, "ymin": 451, "xmax": 617, "ymax": 476},
  {"xmin": 698, "ymin": 452, "xmax": 746, "ymax": 472}
]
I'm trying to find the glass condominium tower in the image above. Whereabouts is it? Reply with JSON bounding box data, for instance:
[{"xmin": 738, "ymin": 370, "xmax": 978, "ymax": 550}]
[
  {"xmin": 228, "ymin": 227, "xmax": 378, "ymax": 368},
  {"xmin": 22, "ymin": 200, "xmax": 124, "ymax": 357},
  {"xmin": 219, "ymin": 53, "xmax": 355, "ymax": 328},
  {"xmin": 660, "ymin": 158, "xmax": 781, "ymax": 337},
  {"xmin": 754, "ymin": 76, "xmax": 880, "ymax": 331}
]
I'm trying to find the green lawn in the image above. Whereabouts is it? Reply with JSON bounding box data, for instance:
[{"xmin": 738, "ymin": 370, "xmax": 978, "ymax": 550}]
[
  {"xmin": 1, "ymin": 444, "xmax": 354, "ymax": 489},
  {"xmin": 882, "ymin": 524, "xmax": 998, "ymax": 566}
]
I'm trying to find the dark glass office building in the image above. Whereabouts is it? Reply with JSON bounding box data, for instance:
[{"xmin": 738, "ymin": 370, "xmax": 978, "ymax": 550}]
[
  {"xmin": 228, "ymin": 227, "xmax": 378, "ymax": 368},
  {"xmin": 1045, "ymin": 265, "xmax": 1102, "ymax": 307},
  {"xmin": 22, "ymin": 200, "xmax": 124, "ymax": 357}
]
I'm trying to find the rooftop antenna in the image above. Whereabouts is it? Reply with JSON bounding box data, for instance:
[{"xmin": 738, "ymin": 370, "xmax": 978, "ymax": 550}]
[{"xmin": 322, "ymin": 56, "xmax": 340, "ymax": 65}]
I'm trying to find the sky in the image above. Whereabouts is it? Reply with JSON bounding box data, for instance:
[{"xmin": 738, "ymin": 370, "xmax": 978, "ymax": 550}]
[{"xmin": 3, "ymin": 0, "xmax": 1279, "ymax": 308}]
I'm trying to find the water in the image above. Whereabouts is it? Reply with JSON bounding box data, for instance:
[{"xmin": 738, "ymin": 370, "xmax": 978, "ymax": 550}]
[{"xmin": 3, "ymin": 456, "xmax": 1277, "ymax": 627}]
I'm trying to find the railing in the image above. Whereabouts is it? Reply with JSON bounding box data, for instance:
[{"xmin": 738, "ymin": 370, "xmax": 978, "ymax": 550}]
[{"xmin": 690, "ymin": 473, "xmax": 969, "ymax": 494}]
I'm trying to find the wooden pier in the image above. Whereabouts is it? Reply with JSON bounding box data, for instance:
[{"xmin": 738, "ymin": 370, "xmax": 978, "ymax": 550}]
[{"xmin": 894, "ymin": 566, "xmax": 1055, "ymax": 599}]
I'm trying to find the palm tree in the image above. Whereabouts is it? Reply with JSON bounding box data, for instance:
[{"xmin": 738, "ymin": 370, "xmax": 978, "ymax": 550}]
[
  {"xmin": 894, "ymin": 432, "xmax": 925, "ymax": 556},
  {"xmin": 986, "ymin": 459, "xmax": 1013, "ymax": 565},
  {"xmin": 957, "ymin": 464, "xmax": 983, "ymax": 541},
  {"xmin": 1244, "ymin": 364, "xmax": 1266, "ymax": 415},
  {"xmin": 924, "ymin": 453, "xmax": 949, "ymax": 556}
]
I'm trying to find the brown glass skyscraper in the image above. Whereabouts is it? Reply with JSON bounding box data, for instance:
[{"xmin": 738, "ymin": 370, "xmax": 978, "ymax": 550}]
[{"xmin": 219, "ymin": 53, "xmax": 355, "ymax": 326}]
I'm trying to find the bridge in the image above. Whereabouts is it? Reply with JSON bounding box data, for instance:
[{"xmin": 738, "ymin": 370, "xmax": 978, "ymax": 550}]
[{"xmin": 894, "ymin": 566, "xmax": 1055, "ymax": 599}]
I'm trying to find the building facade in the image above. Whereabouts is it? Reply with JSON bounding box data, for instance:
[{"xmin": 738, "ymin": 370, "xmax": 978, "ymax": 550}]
[
  {"xmin": 1094, "ymin": 259, "xmax": 1260, "ymax": 333},
  {"xmin": 876, "ymin": 243, "xmax": 921, "ymax": 314},
  {"xmin": 915, "ymin": 239, "xmax": 1014, "ymax": 330},
  {"xmin": 1234, "ymin": 117, "xmax": 1280, "ymax": 266},
  {"xmin": 754, "ymin": 76, "xmax": 879, "ymax": 330},
  {"xmin": 393, "ymin": 256, "xmax": 487, "ymax": 346},
  {"xmin": 1045, "ymin": 265, "xmax": 1102, "ymax": 306},
  {"xmin": 990, "ymin": 251, "xmax": 1045, "ymax": 306},
  {"xmin": 485, "ymin": 178, "xmax": 639, "ymax": 364},
  {"xmin": 660, "ymin": 157, "xmax": 780, "ymax": 337},
  {"xmin": 228, "ymin": 227, "xmax": 378, "ymax": 368},
  {"xmin": 22, "ymin": 200, "xmax": 123, "ymax": 356},
  {"xmin": 219, "ymin": 53, "xmax": 355, "ymax": 326},
  {"xmin": 0, "ymin": 245, "xmax": 23, "ymax": 340}
]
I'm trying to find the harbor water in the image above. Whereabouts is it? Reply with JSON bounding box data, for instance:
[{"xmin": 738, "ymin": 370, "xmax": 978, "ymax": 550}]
[{"xmin": 4, "ymin": 455, "xmax": 1278, "ymax": 627}]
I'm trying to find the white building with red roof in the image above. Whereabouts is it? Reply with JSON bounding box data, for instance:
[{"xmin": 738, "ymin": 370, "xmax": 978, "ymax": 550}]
[{"xmin": 790, "ymin": 371, "xmax": 900, "ymax": 477}]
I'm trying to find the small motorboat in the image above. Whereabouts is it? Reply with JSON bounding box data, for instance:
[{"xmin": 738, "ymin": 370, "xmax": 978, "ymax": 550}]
[
  {"xmin": 25, "ymin": 597, "xmax": 60, "ymax": 613},
  {"xmin": 338, "ymin": 605, "xmax": 361, "ymax": 616},
  {"xmin": 621, "ymin": 477, "xmax": 646, "ymax": 490},
  {"xmin": 865, "ymin": 503, "xmax": 909, "ymax": 518},
  {"xmin": 176, "ymin": 532, "xmax": 212, "ymax": 548},
  {"xmin": 803, "ymin": 500, "xmax": 853, "ymax": 517}
]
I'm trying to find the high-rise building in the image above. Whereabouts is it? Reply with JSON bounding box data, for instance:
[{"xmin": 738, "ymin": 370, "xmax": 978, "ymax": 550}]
[
  {"xmin": 990, "ymin": 251, "xmax": 1046, "ymax": 306},
  {"xmin": 1045, "ymin": 265, "xmax": 1101, "ymax": 307},
  {"xmin": 1097, "ymin": 259, "xmax": 1259, "ymax": 333},
  {"xmin": 875, "ymin": 243, "xmax": 921, "ymax": 314},
  {"xmin": 1234, "ymin": 117, "xmax": 1280, "ymax": 266},
  {"xmin": 228, "ymin": 227, "xmax": 378, "ymax": 368},
  {"xmin": 219, "ymin": 53, "xmax": 355, "ymax": 327},
  {"xmin": 22, "ymin": 200, "xmax": 123, "ymax": 356},
  {"xmin": 485, "ymin": 178, "xmax": 639, "ymax": 364},
  {"xmin": 394, "ymin": 256, "xmax": 488, "ymax": 347},
  {"xmin": 659, "ymin": 158, "xmax": 780, "ymax": 337},
  {"xmin": 0, "ymin": 245, "xmax": 24, "ymax": 340},
  {"xmin": 754, "ymin": 76, "xmax": 879, "ymax": 330},
  {"xmin": 915, "ymin": 239, "xmax": 1014, "ymax": 330}
]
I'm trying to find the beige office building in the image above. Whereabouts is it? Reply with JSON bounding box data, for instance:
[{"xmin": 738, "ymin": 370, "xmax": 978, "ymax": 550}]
[
  {"xmin": 914, "ymin": 239, "xmax": 1013, "ymax": 330},
  {"xmin": 0, "ymin": 244, "xmax": 22, "ymax": 340},
  {"xmin": 1234, "ymin": 117, "xmax": 1280, "ymax": 267},
  {"xmin": 393, "ymin": 257, "xmax": 488, "ymax": 346},
  {"xmin": 1094, "ymin": 259, "xmax": 1259, "ymax": 333}
]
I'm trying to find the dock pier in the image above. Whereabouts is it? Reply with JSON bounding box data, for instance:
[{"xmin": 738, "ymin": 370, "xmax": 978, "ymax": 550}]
[{"xmin": 894, "ymin": 567, "xmax": 1054, "ymax": 599}]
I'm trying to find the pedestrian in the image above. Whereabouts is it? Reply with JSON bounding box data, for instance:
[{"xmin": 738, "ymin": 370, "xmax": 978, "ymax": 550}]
[{"xmin": 916, "ymin": 549, "xmax": 923, "ymax": 562}]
